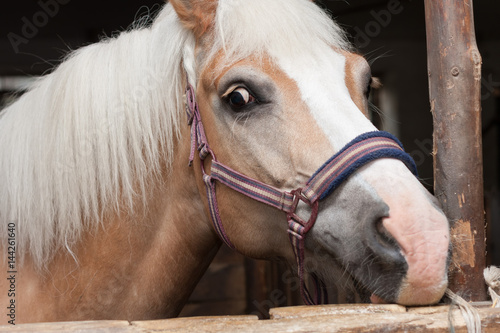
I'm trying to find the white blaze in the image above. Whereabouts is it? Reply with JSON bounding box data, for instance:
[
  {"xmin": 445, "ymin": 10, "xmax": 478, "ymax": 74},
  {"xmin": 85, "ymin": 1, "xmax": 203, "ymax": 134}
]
[{"xmin": 273, "ymin": 49, "xmax": 376, "ymax": 151}]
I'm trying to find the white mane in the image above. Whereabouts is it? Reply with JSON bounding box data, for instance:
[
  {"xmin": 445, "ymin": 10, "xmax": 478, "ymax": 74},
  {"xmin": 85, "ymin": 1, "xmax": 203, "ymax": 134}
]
[
  {"xmin": 209, "ymin": 0, "xmax": 350, "ymax": 74},
  {"xmin": 0, "ymin": 4, "xmax": 195, "ymax": 266},
  {"xmin": 0, "ymin": 0, "xmax": 350, "ymax": 267}
]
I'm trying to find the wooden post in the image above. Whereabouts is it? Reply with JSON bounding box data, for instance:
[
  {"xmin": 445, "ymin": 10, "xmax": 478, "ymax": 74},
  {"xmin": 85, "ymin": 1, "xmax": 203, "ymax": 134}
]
[{"xmin": 424, "ymin": 0, "xmax": 486, "ymax": 301}]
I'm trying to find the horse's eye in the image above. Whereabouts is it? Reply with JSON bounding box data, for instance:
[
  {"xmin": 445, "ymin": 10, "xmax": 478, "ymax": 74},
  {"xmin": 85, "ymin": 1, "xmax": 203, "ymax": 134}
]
[
  {"xmin": 365, "ymin": 78, "xmax": 373, "ymax": 99},
  {"xmin": 227, "ymin": 87, "xmax": 256, "ymax": 109}
]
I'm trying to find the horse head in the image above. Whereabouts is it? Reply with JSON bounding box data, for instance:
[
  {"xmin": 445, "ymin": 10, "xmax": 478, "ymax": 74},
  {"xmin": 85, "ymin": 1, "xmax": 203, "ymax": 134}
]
[{"xmin": 171, "ymin": 0, "xmax": 450, "ymax": 306}]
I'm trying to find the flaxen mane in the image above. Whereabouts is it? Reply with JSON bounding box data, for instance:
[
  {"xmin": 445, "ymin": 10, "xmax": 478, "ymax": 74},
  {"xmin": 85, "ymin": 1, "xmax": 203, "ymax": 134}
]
[{"xmin": 0, "ymin": 0, "xmax": 350, "ymax": 267}]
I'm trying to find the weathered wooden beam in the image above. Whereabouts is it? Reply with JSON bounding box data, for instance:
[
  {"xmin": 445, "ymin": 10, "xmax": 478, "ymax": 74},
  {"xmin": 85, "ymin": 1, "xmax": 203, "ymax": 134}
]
[
  {"xmin": 3, "ymin": 305, "xmax": 500, "ymax": 332},
  {"xmin": 424, "ymin": 0, "xmax": 486, "ymax": 301}
]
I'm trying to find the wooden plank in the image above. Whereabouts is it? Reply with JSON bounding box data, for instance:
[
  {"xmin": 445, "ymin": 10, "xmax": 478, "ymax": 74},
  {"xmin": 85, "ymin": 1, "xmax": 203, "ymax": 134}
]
[
  {"xmin": 131, "ymin": 315, "xmax": 258, "ymax": 332},
  {"xmin": 266, "ymin": 307, "xmax": 500, "ymax": 333},
  {"xmin": 0, "ymin": 320, "xmax": 135, "ymax": 333},
  {"xmin": 424, "ymin": 0, "xmax": 486, "ymax": 301},
  {"xmin": 131, "ymin": 306, "xmax": 500, "ymax": 332},
  {"xmin": 269, "ymin": 303, "xmax": 407, "ymax": 319},
  {"xmin": 6, "ymin": 305, "xmax": 500, "ymax": 332}
]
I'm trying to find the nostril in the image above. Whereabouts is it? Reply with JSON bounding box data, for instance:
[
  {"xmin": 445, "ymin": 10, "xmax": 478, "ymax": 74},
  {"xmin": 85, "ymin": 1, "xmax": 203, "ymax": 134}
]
[
  {"xmin": 375, "ymin": 218, "xmax": 399, "ymax": 250},
  {"xmin": 366, "ymin": 217, "xmax": 405, "ymax": 266}
]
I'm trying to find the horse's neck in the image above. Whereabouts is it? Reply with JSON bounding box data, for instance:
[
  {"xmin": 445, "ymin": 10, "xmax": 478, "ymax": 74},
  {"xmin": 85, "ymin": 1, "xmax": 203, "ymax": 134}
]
[{"xmin": 14, "ymin": 130, "xmax": 221, "ymax": 323}]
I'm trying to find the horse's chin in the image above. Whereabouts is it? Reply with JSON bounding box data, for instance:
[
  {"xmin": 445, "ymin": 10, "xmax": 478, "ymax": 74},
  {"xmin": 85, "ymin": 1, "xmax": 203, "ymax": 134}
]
[
  {"xmin": 319, "ymin": 268, "xmax": 446, "ymax": 306},
  {"xmin": 394, "ymin": 276, "xmax": 448, "ymax": 306},
  {"xmin": 370, "ymin": 294, "xmax": 390, "ymax": 304},
  {"xmin": 313, "ymin": 250, "xmax": 448, "ymax": 306}
]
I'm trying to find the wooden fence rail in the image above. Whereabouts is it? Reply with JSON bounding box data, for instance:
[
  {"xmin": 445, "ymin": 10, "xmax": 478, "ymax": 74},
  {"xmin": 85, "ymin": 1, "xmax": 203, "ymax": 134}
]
[{"xmin": 2, "ymin": 304, "xmax": 500, "ymax": 332}]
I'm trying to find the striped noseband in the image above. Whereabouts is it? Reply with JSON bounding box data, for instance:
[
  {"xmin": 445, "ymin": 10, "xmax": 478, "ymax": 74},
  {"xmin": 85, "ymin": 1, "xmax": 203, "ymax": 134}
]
[{"xmin": 185, "ymin": 83, "xmax": 417, "ymax": 305}]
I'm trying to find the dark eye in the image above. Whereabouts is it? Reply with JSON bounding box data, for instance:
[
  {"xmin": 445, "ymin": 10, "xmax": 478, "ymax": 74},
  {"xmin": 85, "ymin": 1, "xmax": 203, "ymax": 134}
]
[
  {"xmin": 227, "ymin": 87, "xmax": 256, "ymax": 109},
  {"xmin": 365, "ymin": 78, "xmax": 373, "ymax": 99}
]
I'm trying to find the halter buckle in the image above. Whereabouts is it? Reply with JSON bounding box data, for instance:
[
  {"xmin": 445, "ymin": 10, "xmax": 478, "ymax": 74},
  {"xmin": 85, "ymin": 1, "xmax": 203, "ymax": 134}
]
[{"xmin": 287, "ymin": 189, "xmax": 319, "ymax": 235}]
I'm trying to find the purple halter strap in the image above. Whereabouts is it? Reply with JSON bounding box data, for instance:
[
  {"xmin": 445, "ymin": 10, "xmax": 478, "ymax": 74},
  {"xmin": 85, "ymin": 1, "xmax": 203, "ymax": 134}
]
[{"xmin": 185, "ymin": 83, "xmax": 417, "ymax": 305}]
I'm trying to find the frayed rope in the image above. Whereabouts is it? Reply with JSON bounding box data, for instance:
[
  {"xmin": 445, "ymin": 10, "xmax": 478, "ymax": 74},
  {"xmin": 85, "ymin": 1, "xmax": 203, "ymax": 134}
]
[
  {"xmin": 445, "ymin": 266, "xmax": 500, "ymax": 333},
  {"xmin": 484, "ymin": 266, "xmax": 500, "ymax": 308},
  {"xmin": 445, "ymin": 288, "xmax": 482, "ymax": 333}
]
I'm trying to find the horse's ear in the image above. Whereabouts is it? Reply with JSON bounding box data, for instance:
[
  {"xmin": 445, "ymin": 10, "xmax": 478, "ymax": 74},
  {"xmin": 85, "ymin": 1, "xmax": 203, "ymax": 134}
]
[{"xmin": 169, "ymin": 0, "xmax": 218, "ymax": 38}]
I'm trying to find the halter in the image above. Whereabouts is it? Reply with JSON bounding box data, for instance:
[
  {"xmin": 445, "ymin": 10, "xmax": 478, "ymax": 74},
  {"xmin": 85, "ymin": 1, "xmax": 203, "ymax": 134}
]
[{"xmin": 185, "ymin": 83, "xmax": 417, "ymax": 305}]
